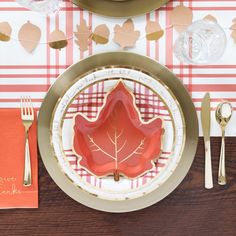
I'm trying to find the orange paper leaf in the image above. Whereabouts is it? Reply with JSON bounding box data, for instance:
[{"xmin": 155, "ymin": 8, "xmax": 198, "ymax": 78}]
[
  {"xmin": 113, "ymin": 19, "xmax": 140, "ymax": 49},
  {"xmin": 170, "ymin": 3, "xmax": 193, "ymax": 33},
  {"xmin": 73, "ymin": 81, "xmax": 163, "ymax": 181},
  {"xmin": 74, "ymin": 19, "xmax": 92, "ymax": 52},
  {"xmin": 92, "ymin": 24, "xmax": 110, "ymax": 44},
  {"xmin": 18, "ymin": 21, "xmax": 41, "ymax": 53},
  {"xmin": 145, "ymin": 20, "xmax": 164, "ymax": 41},
  {"xmin": 0, "ymin": 22, "xmax": 12, "ymax": 42}
]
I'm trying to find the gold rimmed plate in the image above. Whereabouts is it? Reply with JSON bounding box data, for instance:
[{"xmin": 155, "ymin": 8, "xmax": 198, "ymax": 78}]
[
  {"xmin": 72, "ymin": 0, "xmax": 170, "ymax": 17},
  {"xmin": 51, "ymin": 71, "xmax": 183, "ymax": 201},
  {"xmin": 38, "ymin": 52, "xmax": 198, "ymax": 212}
]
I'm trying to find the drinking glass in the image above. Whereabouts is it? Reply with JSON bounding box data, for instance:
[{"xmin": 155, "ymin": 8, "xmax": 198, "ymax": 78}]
[
  {"xmin": 174, "ymin": 20, "xmax": 227, "ymax": 65},
  {"xmin": 16, "ymin": 0, "xmax": 62, "ymax": 15}
]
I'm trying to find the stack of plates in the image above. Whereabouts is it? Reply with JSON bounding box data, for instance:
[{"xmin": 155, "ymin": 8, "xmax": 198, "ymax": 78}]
[
  {"xmin": 38, "ymin": 52, "xmax": 198, "ymax": 212},
  {"xmin": 72, "ymin": 0, "xmax": 170, "ymax": 17}
]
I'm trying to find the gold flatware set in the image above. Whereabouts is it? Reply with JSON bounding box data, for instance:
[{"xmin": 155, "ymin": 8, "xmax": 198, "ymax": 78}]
[
  {"xmin": 19, "ymin": 92, "xmax": 233, "ymax": 190},
  {"xmin": 201, "ymin": 93, "xmax": 233, "ymax": 188},
  {"xmin": 19, "ymin": 91, "xmax": 233, "ymax": 191}
]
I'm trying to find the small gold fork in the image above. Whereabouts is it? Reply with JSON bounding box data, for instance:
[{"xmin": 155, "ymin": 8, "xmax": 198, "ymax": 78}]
[{"xmin": 21, "ymin": 96, "xmax": 34, "ymax": 186}]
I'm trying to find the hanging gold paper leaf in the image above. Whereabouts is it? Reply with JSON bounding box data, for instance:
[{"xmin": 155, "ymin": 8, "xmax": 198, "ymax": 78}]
[
  {"xmin": 170, "ymin": 3, "xmax": 193, "ymax": 33},
  {"xmin": 0, "ymin": 22, "xmax": 12, "ymax": 42},
  {"xmin": 113, "ymin": 19, "xmax": 140, "ymax": 49},
  {"xmin": 204, "ymin": 15, "xmax": 217, "ymax": 23},
  {"xmin": 49, "ymin": 29, "xmax": 68, "ymax": 50},
  {"xmin": 74, "ymin": 19, "xmax": 92, "ymax": 52},
  {"xmin": 145, "ymin": 20, "xmax": 164, "ymax": 41},
  {"xmin": 18, "ymin": 21, "xmax": 41, "ymax": 53},
  {"xmin": 92, "ymin": 24, "xmax": 110, "ymax": 44}
]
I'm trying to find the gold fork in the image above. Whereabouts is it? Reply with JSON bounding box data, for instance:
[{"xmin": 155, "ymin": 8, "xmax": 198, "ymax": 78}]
[{"xmin": 21, "ymin": 96, "xmax": 34, "ymax": 186}]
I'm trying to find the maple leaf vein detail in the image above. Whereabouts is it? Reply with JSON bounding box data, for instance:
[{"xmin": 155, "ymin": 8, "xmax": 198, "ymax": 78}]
[
  {"xmin": 119, "ymin": 139, "xmax": 145, "ymax": 164},
  {"xmin": 88, "ymin": 135, "xmax": 116, "ymax": 160},
  {"xmin": 88, "ymin": 129, "xmax": 145, "ymax": 167}
]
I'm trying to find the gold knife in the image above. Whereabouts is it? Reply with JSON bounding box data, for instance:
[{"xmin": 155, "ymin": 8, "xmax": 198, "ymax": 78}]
[{"xmin": 201, "ymin": 93, "xmax": 213, "ymax": 189}]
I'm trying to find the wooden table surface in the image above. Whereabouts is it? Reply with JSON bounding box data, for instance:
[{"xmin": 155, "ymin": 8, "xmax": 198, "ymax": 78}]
[{"xmin": 1, "ymin": 137, "xmax": 236, "ymax": 236}]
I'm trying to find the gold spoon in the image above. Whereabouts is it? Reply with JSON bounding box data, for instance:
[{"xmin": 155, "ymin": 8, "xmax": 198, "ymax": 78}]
[{"xmin": 215, "ymin": 101, "xmax": 233, "ymax": 185}]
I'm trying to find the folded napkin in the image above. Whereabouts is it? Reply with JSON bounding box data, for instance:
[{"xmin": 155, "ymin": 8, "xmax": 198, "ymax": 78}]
[{"xmin": 0, "ymin": 109, "xmax": 38, "ymax": 208}]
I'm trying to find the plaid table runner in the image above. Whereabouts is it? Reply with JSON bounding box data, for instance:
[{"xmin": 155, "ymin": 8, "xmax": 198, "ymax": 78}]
[{"xmin": 0, "ymin": 0, "xmax": 236, "ymax": 136}]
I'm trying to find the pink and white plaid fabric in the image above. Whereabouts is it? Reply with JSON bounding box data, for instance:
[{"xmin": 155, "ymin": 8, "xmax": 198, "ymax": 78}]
[{"xmin": 1, "ymin": 0, "xmax": 236, "ymax": 136}]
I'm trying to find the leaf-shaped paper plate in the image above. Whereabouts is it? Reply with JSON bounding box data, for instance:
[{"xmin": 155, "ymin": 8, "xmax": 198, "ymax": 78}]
[{"xmin": 72, "ymin": 81, "xmax": 164, "ymax": 181}]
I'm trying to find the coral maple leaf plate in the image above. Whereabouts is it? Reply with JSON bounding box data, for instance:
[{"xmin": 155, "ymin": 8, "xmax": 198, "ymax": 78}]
[
  {"xmin": 73, "ymin": 81, "xmax": 164, "ymax": 181},
  {"xmin": 38, "ymin": 52, "xmax": 198, "ymax": 213}
]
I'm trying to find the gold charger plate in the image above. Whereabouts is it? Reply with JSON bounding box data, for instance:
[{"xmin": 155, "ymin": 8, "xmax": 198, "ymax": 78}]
[
  {"xmin": 72, "ymin": 0, "xmax": 170, "ymax": 17},
  {"xmin": 38, "ymin": 52, "xmax": 198, "ymax": 213}
]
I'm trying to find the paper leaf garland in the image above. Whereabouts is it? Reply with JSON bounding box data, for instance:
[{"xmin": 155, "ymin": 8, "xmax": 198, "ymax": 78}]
[
  {"xmin": 170, "ymin": 3, "xmax": 193, "ymax": 33},
  {"xmin": 18, "ymin": 21, "xmax": 41, "ymax": 53},
  {"xmin": 49, "ymin": 29, "xmax": 68, "ymax": 50},
  {"xmin": 145, "ymin": 20, "xmax": 164, "ymax": 41},
  {"xmin": 113, "ymin": 19, "xmax": 140, "ymax": 49},
  {"xmin": 74, "ymin": 19, "xmax": 92, "ymax": 52},
  {"xmin": 0, "ymin": 22, "xmax": 12, "ymax": 42},
  {"xmin": 92, "ymin": 24, "xmax": 110, "ymax": 44},
  {"xmin": 204, "ymin": 15, "xmax": 217, "ymax": 23}
]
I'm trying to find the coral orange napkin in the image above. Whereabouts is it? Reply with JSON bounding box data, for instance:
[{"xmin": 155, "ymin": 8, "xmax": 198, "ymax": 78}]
[{"xmin": 0, "ymin": 109, "xmax": 38, "ymax": 208}]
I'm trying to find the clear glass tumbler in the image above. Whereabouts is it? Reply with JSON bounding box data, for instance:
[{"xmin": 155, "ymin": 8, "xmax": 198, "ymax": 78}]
[
  {"xmin": 16, "ymin": 0, "xmax": 62, "ymax": 15},
  {"xmin": 174, "ymin": 20, "xmax": 227, "ymax": 65}
]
